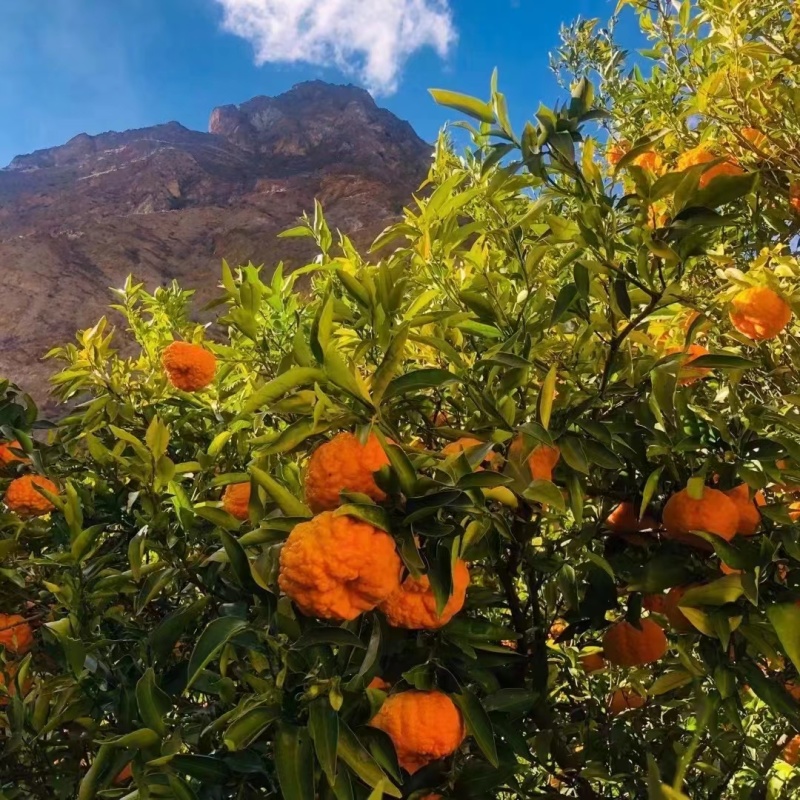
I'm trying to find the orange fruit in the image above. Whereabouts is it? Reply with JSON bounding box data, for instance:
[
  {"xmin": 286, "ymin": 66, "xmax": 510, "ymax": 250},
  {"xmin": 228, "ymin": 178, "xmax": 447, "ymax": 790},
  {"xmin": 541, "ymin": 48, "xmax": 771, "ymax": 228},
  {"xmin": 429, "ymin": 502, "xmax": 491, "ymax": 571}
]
[
  {"xmin": 581, "ymin": 652, "xmax": 606, "ymax": 673},
  {"xmin": 603, "ymin": 618, "xmax": 668, "ymax": 667},
  {"xmin": 724, "ymin": 484, "xmax": 765, "ymax": 536},
  {"xmin": 643, "ymin": 594, "xmax": 667, "ymax": 615},
  {"xmin": 529, "ymin": 444, "xmax": 561, "ymax": 482},
  {"xmin": 783, "ymin": 735, "xmax": 800, "ymax": 766},
  {"xmin": 278, "ymin": 511, "xmax": 401, "ymax": 621},
  {"xmin": 222, "ymin": 482, "xmax": 251, "ymax": 521},
  {"xmin": 161, "ymin": 341, "xmax": 216, "ymax": 392},
  {"xmin": 790, "ymin": 501, "xmax": 800, "ymax": 522},
  {"xmin": 0, "ymin": 614, "xmax": 34, "ymax": 655},
  {"xmin": 633, "ymin": 151, "xmax": 664, "ymax": 174},
  {"xmin": 607, "ymin": 140, "xmax": 629, "ymax": 167},
  {"xmin": 114, "ymin": 763, "xmax": 133, "ymax": 785},
  {"xmin": 368, "ymin": 677, "xmax": 391, "ymax": 691},
  {"xmin": 4, "ymin": 475, "xmax": 58, "ymax": 518},
  {"xmin": 791, "ymin": 183, "xmax": 800, "ymax": 215},
  {"xmin": 608, "ymin": 688, "xmax": 646, "ymax": 715},
  {"xmin": 720, "ymin": 562, "xmax": 740, "ymax": 575},
  {"xmin": 666, "ymin": 344, "xmax": 711, "ymax": 386},
  {"xmin": 442, "ymin": 437, "xmax": 501, "ymax": 469},
  {"xmin": 0, "ymin": 441, "xmax": 28, "ymax": 466},
  {"xmin": 369, "ymin": 690, "xmax": 465, "ymax": 774},
  {"xmin": 741, "ymin": 127, "xmax": 767, "ymax": 150},
  {"xmin": 379, "ymin": 560, "xmax": 469, "ymax": 630},
  {"xmin": 304, "ymin": 432, "xmax": 390, "ymax": 513},
  {"xmin": 662, "ymin": 486, "xmax": 739, "ymax": 548},
  {"xmin": 729, "ymin": 286, "xmax": 792, "ymax": 341},
  {"xmin": 663, "ymin": 586, "xmax": 695, "ymax": 633},
  {"xmin": 605, "ymin": 502, "xmax": 658, "ymax": 534},
  {"xmin": 676, "ymin": 146, "xmax": 745, "ymax": 189}
]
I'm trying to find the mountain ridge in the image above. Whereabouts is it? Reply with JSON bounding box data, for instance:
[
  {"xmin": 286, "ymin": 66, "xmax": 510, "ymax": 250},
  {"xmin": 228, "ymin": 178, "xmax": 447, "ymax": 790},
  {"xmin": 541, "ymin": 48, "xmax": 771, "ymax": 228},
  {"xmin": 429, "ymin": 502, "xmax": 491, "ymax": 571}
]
[{"xmin": 0, "ymin": 81, "xmax": 430, "ymax": 406}]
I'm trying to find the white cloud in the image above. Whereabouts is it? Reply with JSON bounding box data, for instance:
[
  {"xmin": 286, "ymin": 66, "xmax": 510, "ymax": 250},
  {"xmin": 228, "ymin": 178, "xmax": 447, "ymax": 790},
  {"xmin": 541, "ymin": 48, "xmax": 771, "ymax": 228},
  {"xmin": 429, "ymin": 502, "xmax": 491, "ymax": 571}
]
[{"xmin": 213, "ymin": 0, "xmax": 456, "ymax": 95}]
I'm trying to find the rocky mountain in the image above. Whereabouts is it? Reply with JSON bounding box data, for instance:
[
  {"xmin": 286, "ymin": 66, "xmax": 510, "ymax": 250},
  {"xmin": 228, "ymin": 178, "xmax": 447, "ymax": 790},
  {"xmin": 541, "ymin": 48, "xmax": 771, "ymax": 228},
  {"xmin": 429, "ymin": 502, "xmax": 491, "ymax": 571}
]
[{"xmin": 0, "ymin": 81, "xmax": 430, "ymax": 405}]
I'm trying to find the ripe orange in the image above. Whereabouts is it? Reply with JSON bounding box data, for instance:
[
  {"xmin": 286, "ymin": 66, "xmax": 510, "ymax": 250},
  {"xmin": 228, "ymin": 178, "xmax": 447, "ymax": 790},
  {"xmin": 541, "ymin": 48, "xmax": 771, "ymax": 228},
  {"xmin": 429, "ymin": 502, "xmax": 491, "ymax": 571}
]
[
  {"xmin": 529, "ymin": 444, "xmax": 561, "ymax": 482},
  {"xmin": 161, "ymin": 341, "xmax": 216, "ymax": 392},
  {"xmin": 606, "ymin": 140, "xmax": 629, "ymax": 167},
  {"xmin": 114, "ymin": 763, "xmax": 133, "ymax": 785},
  {"xmin": 790, "ymin": 501, "xmax": 800, "ymax": 522},
  {"xmin": 791, "ymin": 183, "xmax": 800, "ymax": 215},
  {"xmin": 608, "ymin": 688, "xmax": 646, "ymax": 715},
  {"xmin": 632, "ymin": 151, "xmax": 664, "ymax": 174},
  {"xmin": 368, "ymin": 677, "xmax": 391, "ymax": 691},
  {"xmin": 4, "ymin": 475, "xmax": 58, "ymax": 518},
  {"xmin": 0, "ymin": 614, "xmax": 34, "ymax": 655},
  {"xmin": 740, "ymin": 127, "xmax": 767, "ymax": 150},
  {"xmin": 642, "ymin": 594, "xmax": 667, "ymax": 615},
  {"xmin": 222, "ymin": 482, "xmax": 251, "ymax": 521},
  {"xmin": 304, "ymin": 432, "xmax": 390, "ymax": 513},
  {"xmin": 603, "ymin": 618, "xmax": 668, "ymax": 667},
  {"xmin": 442, "ymin": 437, "xmax": 501, "ymax": 469},
  {"xmin": 369, "ymin": 690, "xmax": 465, "ymax": 774},
  {"xmin": 783, "ymin": 735, "xmax": 800, "ymax": 766},
  {"xmin": 278, "ymin": 511, "xmax": 401, "ymax": 620},
  {"xmin": 605, "ymin": 502, "xmax": 657, "ymax": 534},
  {"xmin": 676, "ymin": 146, "xmax": 745, "ymax": 189},
  {"xmin": 581, "ymin": 652, "xmax": 606, "ymax": 673},
  {"xmin": 724, "ymin": 484, "xmax": 765, "ymax": 536},
  {"xmin": 666, "ymin": 344, "xmax": 711, "ymax": 386},
  {"xmin": 720, "ymin": 562, "xmax": 740, "ymax": 576},
  {"xmin": 662, "ymin": 486, "xmax": 739, "ymax": 548},
  {"xmin": 663, "ymin": 586, "xmax": 695, "ymax": 633},
  {"xmin": 729, "ymin": 286, "xmax": 792, "ymax": 341},
  {"xmin": 0, "ymin": 441, "xmax": 28, "ymax": 466},
  {"xmin": 379, "ymin": 560, "xmax": 469, "ymax": 630}
]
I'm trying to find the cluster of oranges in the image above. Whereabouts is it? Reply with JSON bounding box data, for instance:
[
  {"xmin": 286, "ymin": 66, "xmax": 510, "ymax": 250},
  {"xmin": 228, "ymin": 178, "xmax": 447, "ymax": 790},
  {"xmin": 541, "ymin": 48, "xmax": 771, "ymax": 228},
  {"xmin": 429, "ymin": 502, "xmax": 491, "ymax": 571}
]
[{"xmin": 274, "ymin": 431, "xmax": 473, "ymax": 777}]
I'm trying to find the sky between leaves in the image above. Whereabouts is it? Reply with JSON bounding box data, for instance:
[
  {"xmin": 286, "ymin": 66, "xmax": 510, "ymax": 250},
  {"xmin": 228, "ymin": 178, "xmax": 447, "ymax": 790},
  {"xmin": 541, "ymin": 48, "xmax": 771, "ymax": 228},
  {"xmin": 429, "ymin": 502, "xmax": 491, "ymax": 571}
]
[{"xmin": 0, "ymin": 0, "xmax": 635, "ymax": 167}]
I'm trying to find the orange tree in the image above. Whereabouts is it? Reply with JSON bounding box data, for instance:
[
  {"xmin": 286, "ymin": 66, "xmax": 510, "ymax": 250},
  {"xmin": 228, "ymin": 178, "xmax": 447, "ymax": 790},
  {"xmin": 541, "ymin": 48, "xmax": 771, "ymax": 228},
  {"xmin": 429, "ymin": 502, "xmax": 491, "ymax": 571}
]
[{"xmin": 3, "ymin": 1, "xmax": 800, "ymax": 798}]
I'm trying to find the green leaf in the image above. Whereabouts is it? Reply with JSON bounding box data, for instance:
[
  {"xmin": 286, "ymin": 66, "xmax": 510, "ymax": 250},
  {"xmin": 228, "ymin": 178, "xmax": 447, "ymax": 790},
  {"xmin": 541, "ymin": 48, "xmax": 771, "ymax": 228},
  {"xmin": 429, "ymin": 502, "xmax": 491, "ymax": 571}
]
[
  {"xmin": 145, "ymin": 415, "xmax": 170, "ymax": 459},
  {"xmin": 223, "ymin": 705, "xmax": 280, "ymax": 751},
  {"xmin": 337, "ymin": 722, "xmax": 401, "ymax": 797},
  {"xmin": 371, "ymin": 326, "xmax": 410, "ymax": 406},
  {"xmin": 559, "ymin": 436, "xmax": 589, "ymax": 474},
  {"xmin": 523, "ymin": 480, "xmax": 565, "ymax": 511},
  {"xmin": 250, "ymin": 467, "xmax": 312, "ymax": 518},
  {"xmin": 692, "ymin": 171, "xmax": 758, "ymax": 209},
  {"xmin": 149, "ymin": 598, "xmax": 209, "ymax": 663},
  {"xmin": 275, "ymin": 723, "xmax": 315, "ymax": 800},
  {"xmin": 767, "ymin": 603, "xmax": 800, "ymax": 675},
  {"xmin": 325, "ymin": 346, "xmax": 373, "ymax": 406},
  {"xmin": 453, "ymin": 689, "xmax": 499, "ymax": 767},
  {"xmin": 640, "ymin": 467, "xmax": 663, "ymax": 520},
  {"xmin": 219, "ymin": 529, "xmax": 258, "ymax": 592},
  {"xmin": 334, "ymin": 503, "xmax": 392, "ymax": 533},
  {"xmin": 538, "ymin": 364, "xmax": 557, "ymax": 430},
  {"xmin": 550, "ymin": 284, "xmax": 578, "ymax": 324},
  {"xmin": 136, "ymin": 668, "xmax": 171, "ymax": 736},
  {"xmin": 239, "ymin": 368, "xmax": 326, "ymax": 417},
  {"xmin": 97, "ymin": 728, "xmax": 161, "ymax": 748},
  {"xmin": 382, "ymin": 368, "xmax": 459, "ymax": 400},
  {"xmin": 429, "ymin": 89, "xmax": 495, "ymax": 123},
  {"xmin": 684, "ymin": 353, "xmax": 758, "ymax": 370},
  {"xmin": 648, "ymin": 670, "xmax": 694, "ymax": 696},
  {"xmin": 186, "ymin": 617, "xmax": 248, "ymax": 688},
  {"xmin": 293, "ymin": 628, "xmax": 367, "ymax": 650},
  {"xmin": 679, "ymin": 575, "xmax": 744, "ymax": 607},
  {"xmin": 309, "ymin": 699, "xmax": 339, "ymax": 784}
]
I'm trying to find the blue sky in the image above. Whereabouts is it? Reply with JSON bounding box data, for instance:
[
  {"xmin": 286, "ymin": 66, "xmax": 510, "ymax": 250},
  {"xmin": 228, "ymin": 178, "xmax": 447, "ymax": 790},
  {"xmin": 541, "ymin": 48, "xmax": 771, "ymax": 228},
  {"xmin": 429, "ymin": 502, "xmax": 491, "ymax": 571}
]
[{"xmin": 0, "ymin": 0, "xmax": 633, "ymax": 167}]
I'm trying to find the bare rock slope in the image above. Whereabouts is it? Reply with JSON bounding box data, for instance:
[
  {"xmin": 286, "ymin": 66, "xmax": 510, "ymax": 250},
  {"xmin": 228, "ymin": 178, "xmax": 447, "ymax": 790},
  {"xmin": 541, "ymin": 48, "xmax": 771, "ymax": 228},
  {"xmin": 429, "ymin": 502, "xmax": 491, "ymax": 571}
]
[{"xmin": 0, "ymin": 81, "xmax": 430, "ymax": 403}]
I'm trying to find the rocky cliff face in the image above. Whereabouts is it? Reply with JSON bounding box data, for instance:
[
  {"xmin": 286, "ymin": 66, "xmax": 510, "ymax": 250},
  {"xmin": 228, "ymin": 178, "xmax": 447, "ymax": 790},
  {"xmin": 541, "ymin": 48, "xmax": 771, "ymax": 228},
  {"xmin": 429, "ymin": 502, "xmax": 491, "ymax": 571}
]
[{"xmin": 0, "ymin": 81, "xmax": 430, "ymax": 405}]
